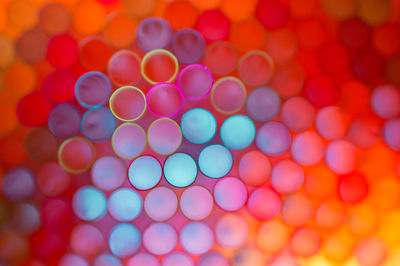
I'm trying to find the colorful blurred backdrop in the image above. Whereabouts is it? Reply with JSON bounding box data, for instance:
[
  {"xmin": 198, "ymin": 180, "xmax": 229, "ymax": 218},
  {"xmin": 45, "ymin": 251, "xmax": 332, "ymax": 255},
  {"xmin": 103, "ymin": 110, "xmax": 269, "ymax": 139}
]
[{"xmin": 1, "ymin": 0, "xmax": 400, "ymax": 265}]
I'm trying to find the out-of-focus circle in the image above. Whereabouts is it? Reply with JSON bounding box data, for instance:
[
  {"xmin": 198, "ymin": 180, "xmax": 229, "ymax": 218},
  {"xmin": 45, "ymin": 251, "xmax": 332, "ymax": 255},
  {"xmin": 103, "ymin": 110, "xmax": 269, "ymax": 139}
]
[
  {"xmin": 165, "ymin": 0, "xmax": 198, "ymax": 30},
  {"xmin": 215, "ymin": 213, "xmax": 248, "ymax": 249},
  {"xmin": 108, "ymin": 188, "xmax": 142, "ymax": 221},
  {"xmin": 109, "ymin": 223, "xmax": 141, "ymax": 258},
  {"xmin": 111, "ymin": 123, "xmax": 146, "ymax": 159},
  {"xmin": 41, "ymin": 197, "xmax": 73, "ymax": 231},
  {"xmin": 0, "ymin": 133, "xmax": 28, "ymax": 169},
  {"xmin": 171, "ymin": 29, "xmax": 206, "ymax": 65},
  {"xmin": 348, "ymin": 118, "xmax": 380, "ymax": 148},
  {"xmin": 103, "ymin": 11, "xmax": 137, "ymax": 48},
  {"xmin": 11, "ymin": 202, "xmax": 41, "ymax": 234},
  {"xmin": 198, "ymin": 251, "xmax": 229, "ymax": 266},
  {"xmin": 37, "ymin": 162, "xmax": 70, "ymax": 197},
  {"xmin": 143, "ymin": 223, "xmax": 177, "ymax": 255},
  {"xmin": 281, "ymin": 97, "xmax": 315, "ymax": 132},
  {"xmin": 238, "ymin": 150, "xmax": 271, "ymax": 187},
  {"xmin": 256, "ymin": 220, "xmax": 289, "ymax": 254},
  {"xmin": 305, "ymin": 74, "xmax": 338, "ymax": 108},
  {"xmin": 147, "ymin": 118, "xmax": 182, "ymax": 155},
  {"xmin": 46, "ymin": 34, "xmax": 79, "ymax": 68},
  {"xmin": 291, "ymin": 131, "xmax": 325, "ymax": 165},
  {"xmin": 245, "ymin": 87, "xmax": 280, "ymax": 122},
  {"xmin": 180, "ymin": 108, "xmax": 217, "ymax": 144},
  {"xmin": 220, "ymin": 115, "xmax": 256, "ymax": 150},
  {"xmin": 354, "ymin": 237, "xmax": 387, "ymax": 266},
  {"xmin": 198, "ymin": 144, "xmax": 233, "ymax": 178},
  {"xmin": 127, "ymin": 252, "xmax": 159, "ymax": 266},
  {"xmin": 16, "ymin": 28, "xmax": 48, "ymax": 64},
  {"xmin": 195, "ymin": 9, "xmax": 230, "ymax": 42},
  {"xmin": 295, "ymin": 19, "xmax": 327, "ymax": 50},
  {"xmin": 25, "ymin": 127, "xmax": 58, "ymax": 162},
  {"xmin": 128, "ymin": 155, "xmax": 162, "ymax": 190},
  {"xmin": 58, "ymin": 137, "xmax": 95, "ymax": 173},
  {"xmin": 17, "ymin": 92, "xmax": 52, "ymax": 127},
  {"xmin": 354, "ymin": 51, "xmax": 384, "ymax": 84},
  {"xmin": 271, "ymin": 63, "xmax": 304, "ymax": 100},
  {"xmin": 256, "ymin": 121, "xmax": 291, "ymax": 156},
  {"xmin": 42, "ymin": 68, "xmax": 76, "ymax": 104},
  {"xmin": 164, "ymin": 153, "xmax": 197, "ymax": 187},
  {"xmin": 177, "ymin": 64, "xmax": 213, "ymax": 100},
  {"xmin": 339, "ymin": 18, "xmax": 370, "ymax": 49},
  {"xmin": 358, "ymin": 0, "xmax": 390, "ymax": 26},
  {"xmin": 203, "ymin": 41, "xmax": 238, "ymax": 76},
  {"xmin": 79, "ymin": 36, "xmax": 112, "ymax": 71},
  {"xmin": 180, "ymin": 185, "xmax": 213, "ymax": 220},
  {"xmin": 305, "ymin": 164, "xmax": 338, "ymax": 199},
  {"xmin": 144, "ymin": 186, "xmax": 178, "ymax": 222},
  {"xmin": 146, "ymin": 83, "xmax": 183, "ymax": 118},
  {"xmin": 180, "ymin": 222, "xmax": 214, "ymax": 255},
  {"xmin": 108, "ymin": 50, "xmax": 141, "ymax": 86},
  {"xmin": 75, "ymin": 71, "xmax": 111, "ymax": 108},
  {"xmin": 315, "ymin": 200, "xmax": 345, "ymax": 229},
  {"xmin": 141, "ymin": 49, "xmax": 179, "ymax": 84},
  {"xmin": 91, "ymin": 156, "xmax": 126, "ymax": 191},
  {"xmin": 81, "ymin": 107, "xmax": 116, "ymax": 142},
  {"xmin": 384, "ymin": 119, "xmax": 400, "ymax": 151},
  {"xmin": 72, "ymin": 186, "xmax": 107, "ymax": 221},
  {"xmin": 339, "ymin": 173, "xmax": 368, "ymax": 204},
  {"xmin": 70, "ymin": 223, "xmax": 105, "ymax": 258},
  {"xmin": 136, "ymin": 17, "xmax": 172, "ymax": 52},
  {"xmin": 48, "ymin": 103, "xmax": 81, "ymax": 139},
  {"xmin": 163, "ymin": 252, "xmax": 194, "ymax": 266},
  {"xmin": 39, "ymin": 2, "xmax": 71, "ymax": 35},
  {"xmin": 291, "ymin": 228, "xmax": 321, "ymax": 257},
  {"xmin": 214, "ymin": 177, "xmax": 247, "ymax": 211},
  {"xmin": 109, "ymin": 86, "xmax": 146, "ymax": 122},
  {"xmin": 271, "ymin": 160, "xmax": 304, "ymax": 194},
  {"xmin": 325, "ymin": 140, "xmax": 356, "ymax": 174},
  {"xmin": 238, "ymin": 50, "xmax": 274, "ymax": 87},
  {"xmin": 371, "ymin": 85, "xmax": 400, "ymax": 119},
  {"xmin": 5, "ymin": 60, "xmax": 35, "ymax": 97},
  {"xmin": 266, "ymin": 28, "xmax": 297, "ymax": 64},
  {"xmin": 247, "ymin": 187, "xmax": 281, "ymax": 221},
  {"xmin": 211, "ymin": 77, "xmax": 247, "ymax": 114},
  {"xmin": 320, "ymin": 43, "xmax": 350, "ymax": 75},
  {"xmin": 72, "ymin": 0, "xmax": 106, "ymax": 35},
  {"xmin": 230, "ymin": 19, "xmax": 266, "ymax": 52},
  {"xmin": 316, "ymin": 106, "xmax": 347, "ymax": 140},
  {"xmin": 255, "ymin": 0, "xmax": 289, "ymax": 30},
  {"xmin": 373, "ymin": 23, "xmax": 400, "ymax": 57},
  {"xmin": 281, "ymin": 194, "xmax": 314, "ymax": 227}
]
